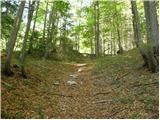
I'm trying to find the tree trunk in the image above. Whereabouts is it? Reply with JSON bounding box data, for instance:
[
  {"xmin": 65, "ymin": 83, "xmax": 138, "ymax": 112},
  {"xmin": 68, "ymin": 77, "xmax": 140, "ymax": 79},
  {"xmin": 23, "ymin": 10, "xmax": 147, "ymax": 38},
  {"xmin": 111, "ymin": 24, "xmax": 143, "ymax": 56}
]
[
  {"xmin": 111, "ymin": 33, "xmax": 113, "ymax": 55},
  {"xmin": 44, "ymin": 4, "xmax": 53, "ymax": 59},
  {"xmin": 114, "ymin": 4, "xmax": 123, "ymax": 53},
  {"xmin": 144, "ymin": 1, "xmax": 159, "ymax": 55},
  {"xmin": 4, "ymin": 1, "xmax": 25, "ymax": 76},
  {"xmin": 143, "ymin": 1, "xmax": 159, "ymax": 72},
  {"xmin": 94, "ymin": 2, "xmax": 97, "ymax": 56},
  {"xmin": 90, "ymin": 35, "xmax": 94, "ymax": 54},
  {"xmin": 19, "ymin": 1, "xmax": 35, "ymax": 78},
  {"xmin": 131, "ymin": 1, "xmax": 151, "ymax": 71},
  {"xmin": 28, "ymin": 1, "xmax": 40, "ymax": 54},
  {"xmin": 117, "ymin": 28, "xmax": 123, "ymax": 53},
  {"xmin": 94, "ymin": 1, "xmax": 100, "ymax": 57},
  {"xmin": 42, "ymin": 2, "xmax": 48, "ymax": 49}
]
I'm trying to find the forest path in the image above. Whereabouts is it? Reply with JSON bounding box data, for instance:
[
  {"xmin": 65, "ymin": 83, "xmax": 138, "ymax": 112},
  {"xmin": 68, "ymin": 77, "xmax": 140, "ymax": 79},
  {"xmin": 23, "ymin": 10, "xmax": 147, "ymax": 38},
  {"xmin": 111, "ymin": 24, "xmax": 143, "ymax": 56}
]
[
  {"xmin": 50, "ymin": 63, "xmax": 95, "ymax": 118},
  {"xmin": 48, "ymin": 62, "xmax": 123, "ymax": 118},
  {"xmin": 1, "ymin": 52, "xmax": 159, "ymax": 119}
]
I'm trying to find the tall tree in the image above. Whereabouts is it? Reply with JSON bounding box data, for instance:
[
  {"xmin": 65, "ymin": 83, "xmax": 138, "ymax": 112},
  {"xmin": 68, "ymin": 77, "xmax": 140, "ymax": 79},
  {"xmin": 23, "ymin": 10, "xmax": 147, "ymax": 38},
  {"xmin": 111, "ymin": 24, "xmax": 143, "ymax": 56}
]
[
  {"xmin": 143, "ymin": 1, "xmax": 159, "ymax": 72},
  {"xmin": 28, "ymin": 1, "xmax": 40, "ymax": 54},
  {"xmin": 42, "ymin": 2, "xmax": 48, "ymax": 49},
  {"xmin": 4, "ymin": 1, "xmax": 25, "ymax": 76},
  {"xmin": 131, "ymin": 1, "xmax": 158, "ymax": 72},
  {"xmin": 44, "ymin": 3, "xmax": 54, "ymax": 59},
  {"xmin": 144, "ymin": 1, "xmax": 159, "ymax": 55},
  {"xmin": 19, "ymin": 1, "xmax": 35, "ymax": 78},
  {"xmin": 114, "ymin": 3, "xmax": 123, "ymax": 53},
  {"xmin": 94, "ymin": 1, "xmax": 100, "ymax": 57}
]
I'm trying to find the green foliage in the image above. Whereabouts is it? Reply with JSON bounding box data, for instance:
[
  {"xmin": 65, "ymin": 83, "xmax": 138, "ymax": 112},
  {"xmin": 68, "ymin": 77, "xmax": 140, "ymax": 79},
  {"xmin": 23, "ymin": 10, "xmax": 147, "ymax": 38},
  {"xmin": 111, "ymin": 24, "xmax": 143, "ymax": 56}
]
[
  {"xmin": 1, "ymin": 1, "xmax": 18, "ymax": 49},
  {"xmin": 130, "ymin": 113, "xmax": 138, "ymax": 119},
  {"xmin": 36, "ymin": 103, "xmax": 45, "ymax": 119},
  {"xmin": 2, "ymin": 81, "xmax": 15, "ymax": 90}
]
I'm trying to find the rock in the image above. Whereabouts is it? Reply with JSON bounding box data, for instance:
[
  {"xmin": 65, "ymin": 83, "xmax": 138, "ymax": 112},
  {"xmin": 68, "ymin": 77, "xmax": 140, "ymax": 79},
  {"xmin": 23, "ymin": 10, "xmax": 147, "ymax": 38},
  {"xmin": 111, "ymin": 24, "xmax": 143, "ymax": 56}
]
[
  {"xmin": 75, "ymin": 63, "xmax": 87, "ymax": 67},
  {"xmin": 78, "ymin": 68, "xmax": 82, "ymax": 72},
  {"xmin": 53, "ymin": 80, "xmax": 60, "ymax": 85},
  {"xmin": 69, "ymin": 74, "xmax": 78, "ymax": 79},
  {"xmin": 67, "ymin": 80, "xmax": 77, "ymax": 85}
]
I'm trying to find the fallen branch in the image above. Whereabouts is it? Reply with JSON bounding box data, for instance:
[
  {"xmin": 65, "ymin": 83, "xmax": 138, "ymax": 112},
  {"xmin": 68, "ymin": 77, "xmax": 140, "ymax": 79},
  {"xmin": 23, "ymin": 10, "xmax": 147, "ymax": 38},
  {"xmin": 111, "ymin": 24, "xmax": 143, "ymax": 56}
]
[
  {"xmin": 93, "ymin": 91, "xmax": 111, "ymax": 96},
  {"xmin": 92, "ymin": 100, "xmax": 113, "ymax": 104},
  {"xmin": 51, "ymin": 93, "xmax": 73, "ymax": 97},
  {"xmin": 115, "ymin": 72, "xmax": 130, "ymax": 81},
  {"xmin": 131, "ymin": 81, "xmax": 158, "ymax": 88},
  {"xmin": 106, "ymin": 108, "xmax": 126, "ymax": 118},
  {"xmin": 30, "ymin": 63, "xmax": 51, "ymax": 70}
]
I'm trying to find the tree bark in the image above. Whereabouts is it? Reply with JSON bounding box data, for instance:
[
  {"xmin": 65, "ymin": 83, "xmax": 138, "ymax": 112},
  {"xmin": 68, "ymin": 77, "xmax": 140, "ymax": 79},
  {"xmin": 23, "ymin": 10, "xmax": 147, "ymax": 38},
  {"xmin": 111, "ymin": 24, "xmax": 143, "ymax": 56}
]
[
  {"xmin": 19, "ymin": 1, "xmax": 35, "ymax": 78},
  {"xmin": 28, "ymin": 1, "xmax": 40, "ymax": 54},
  {"xmin": 44, "ymin": 4, "xmax": 54, "ymax": 59},
  {"xmin": 94, "ymin": 1, "xmax": 100, "ymax": 57},
  {"xmin": 131, "ymin": 1, "xmax": 154, "ymax": 72},
  {"xmin": 42, "ymin": 2, "xmax": 48, "ymax": 49},
  {"xmin": 4, "ymin": 1, "xmax": 25, "ymax": 76},
  {"xmin": 143, "ymin": 1, "xmax": 159, "ymax": 72},
  {"xmin": 114, "ymin": 3, "xmax": 123, "ymax": 53}
]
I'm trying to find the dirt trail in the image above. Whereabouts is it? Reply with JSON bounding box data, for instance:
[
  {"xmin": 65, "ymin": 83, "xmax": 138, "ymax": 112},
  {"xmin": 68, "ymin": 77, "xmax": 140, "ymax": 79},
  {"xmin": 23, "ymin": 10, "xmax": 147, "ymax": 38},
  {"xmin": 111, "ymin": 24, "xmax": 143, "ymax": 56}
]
[
  {"xmin": 52, "ymin": 63, "xmax": 95, "ymax": 118},
  {"xmin": 2, "ymin": 60, "xmax": 158, "ymax": 119},
  {"xmin": 50, "ymin": 63, "xmax": 122, "ymax": 118}
]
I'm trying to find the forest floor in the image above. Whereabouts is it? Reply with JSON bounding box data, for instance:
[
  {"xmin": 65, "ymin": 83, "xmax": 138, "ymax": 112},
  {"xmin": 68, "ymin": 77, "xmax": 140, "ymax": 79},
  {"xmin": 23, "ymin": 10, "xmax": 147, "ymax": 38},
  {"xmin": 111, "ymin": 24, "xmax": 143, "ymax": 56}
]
[{"xmin": 1, "ymin": 49, "xmax": 159, "ymax": 119}]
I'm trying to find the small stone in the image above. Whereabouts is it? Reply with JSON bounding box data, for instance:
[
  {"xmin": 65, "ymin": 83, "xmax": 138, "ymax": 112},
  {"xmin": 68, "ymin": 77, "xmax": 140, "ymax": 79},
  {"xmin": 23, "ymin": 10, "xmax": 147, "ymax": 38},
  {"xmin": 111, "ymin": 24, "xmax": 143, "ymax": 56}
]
[
  {"xmin": 53, "ymin": 80, "xmax": 60, "ymax": 85},
  {"xmin": 70, "ymin": 74, "xmax": 78, "ymax": 78},
  {"xmin": 78, "ymin": 68, "xmax": 82, "ymax": 72},
  {"xmin": 67, "ymin": 80, "xmax": 77, "ymax": 85}
]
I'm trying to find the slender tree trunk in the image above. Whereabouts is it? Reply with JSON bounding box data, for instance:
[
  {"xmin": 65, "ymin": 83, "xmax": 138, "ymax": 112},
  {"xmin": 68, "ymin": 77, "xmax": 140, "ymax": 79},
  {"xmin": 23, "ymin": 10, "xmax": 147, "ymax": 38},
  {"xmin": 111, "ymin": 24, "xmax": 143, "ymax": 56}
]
[
  {"xmin": 19, "ymin": 1, "xmax": 35, "ymax": 78},
  {"xmin": 114, "ymin": 3, "xmax": 123, "ymax": 53},
  {"xmin": 113, "ymin": 38, "xmax": 116, "ymax": 55},
  {"xmin": 44, "ymin": 4, "xmax": 53, "ymax": 59},
  {"xmin": 52, "ymin": 16, "xmax": 59, "ymax": 48},
  {"xmin": 124, "ymin": 29, "xmax": 128, "ymax": 50},
  {"xmin": 111, "ymin": 33, "xmax": 113, "ymax": 55},
  {"xmin": 117, "ymin": 28, "xmax": 123, "ymax": 53},
  {"xmin": 94, "ymin": 1, "xmax": 97, "ymax": 56},
  {"xmin": 77, "ymin": 27, "xmax": 80, "ymax": 52},
  {"xmin": 28, "ymin": 1, "xmax": 40, "ymax": 54},
  {"xmin": 42, "ymin": 2, "xmax": 48, "ymax": 49},
  {"xmin": 94, "ymin": 1, "xmax": 100, "ymax": 57},
  {"xmin": 108, "ymin": 41, "xmax": 110, "ymax": 54},
  {"xmin": 90, "ymin": 36, "xmax": 94, "ymax": 54},
  {"xmin": 50, "ymin": 12, "xmax": 57, "ymax": 47},
  {"xmin": 4, "ymin": 1, "xmax": 25, "ymax": 76},
  {"xmin": 96, "ymin": 1, "xmax": 100, "ymax": 56}
]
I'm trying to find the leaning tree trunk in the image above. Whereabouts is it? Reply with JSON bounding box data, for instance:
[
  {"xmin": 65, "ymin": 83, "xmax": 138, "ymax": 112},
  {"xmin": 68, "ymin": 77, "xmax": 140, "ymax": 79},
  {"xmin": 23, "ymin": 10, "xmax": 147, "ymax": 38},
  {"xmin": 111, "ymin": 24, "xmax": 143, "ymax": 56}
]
[
  {"xmin": 4, "ymin": 1, "xmax": 25, "ymax": 76},
  {"xmin": 28, "ymin": 1, "xmax": 40, "ymax": 54},
  {"xmin": 143, "ymin": 1, "xmax": 159, "ymax": 72},
  {"xmin": 19, "ymin": 1, "xmax": 35, "ymax": 78},
  {"xmin": 131, "ymin": 1, "xmax": 151, "ymax": 70}
]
